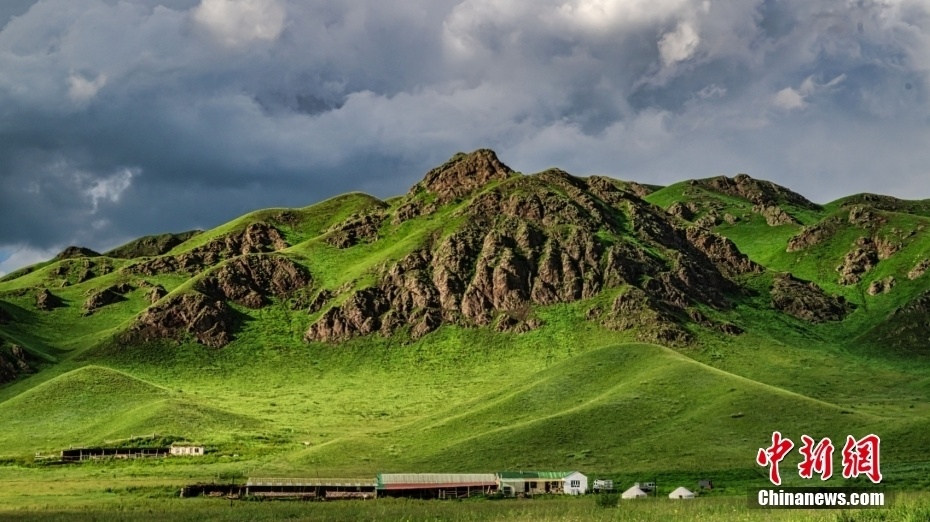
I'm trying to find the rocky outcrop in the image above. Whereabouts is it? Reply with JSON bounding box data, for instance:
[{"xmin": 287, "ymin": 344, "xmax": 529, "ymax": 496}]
[
  {"xmin": 196, "ymin": 255, "xmax": 311, "ymax": 309},
  {"xmin": 698, "ymin": 173, "xmax": 817, "ymax": 226},
  {"xmin": 83, "ymin": 285, "xmax": 132, "ymax": 315},
  {"xmin": 417, "ymin": 149, "xmax": 515, "ymax": 204},
  {"xmin": 122, "ymin": 293, "xmax": 235, "ymax": 348},
  {"xmin": 847, "ymin": 206, "xmax": 886, "ymax": 228},
  {"xmin": 388, "ymin": 150, "xmax": 515, "ymax": 224},
  {"xmin": 837, "ymin": 238, "xmax": 879, "ymax": 285},
  {"xmin": 873, "ymin": 237, "xmax": 901, "ymax": 260},
  {"xmin": 126, "ymin": 222, "xmax": 289, "ymax": 276},
  {"xmin": 106, "ymin": 230, "xmax": 202, "ymax": 259},
  {"xmin": 868, "ymin": 276, "xmax": 895, "ymax": 296},
  {"xmin": 771, "ymin": 273, "xmax": 850, "ymax": 323},
  {"xmin": 753, "ymin": 204, "xmax": 800, "ymax": 226},
  {"xmin": 325, "ymin": 212, "xmax": 385, "ymax": 248},
  {"xmin": 54, "ymin": 246, "xmax": 101, "ymax": 260},
  {"xmin": 600, "ymin": 288, "xmax": 691, "ymax": 345},
  {"xmin": 306, "ymin": 172, "xmax": 750, "ymax": 344},
  {"xmin": 685, "ymin": 227, "xmax": 762, "ymax": 277},
  {"xmin": 694, "ymin": 213, "xmax": 721, "ymax": 229},
  {"xmin": 148, "ymin": 285, "xmax": 168, "ymax": 304},
  {"xmin": 667, "ymin": 202, "xmax": 696, "ymax": 221},
  {"xmin": 622, "ymin": 182, "xmax": 655, "ymax": 198},
  {"xmin": 306, "ymin": 288, "xmax": 391, "ymax": 342},
  {"xmin": 36, "ymin": 289, "xmax": 63, "ymax": 311},
  {"xmin": 0, "ymin": 341, "xmax": 34, "ymax": 385},
  {"xmin": 787, "ymin": 217, "xmax": 841, "ymax": 252},
  {"xmin": 909, "ymin": 259, "xmax": 930, "ymax": 280},
  {"xmin": 701, "ymin": 173, "xmax": 819, "ymax": 210},
  {"xmin": 46, "ymin": 257, "xmax": 111, "ymax": 285},
  {"xmin": 841, "ymin": 194, "xmax": 930, "ymax": 224}
]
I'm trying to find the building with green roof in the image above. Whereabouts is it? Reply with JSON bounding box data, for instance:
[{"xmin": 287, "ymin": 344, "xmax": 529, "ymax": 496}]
[{"xmin": 496, "ymin": 471, "xmax": 588, "ymax": 496}]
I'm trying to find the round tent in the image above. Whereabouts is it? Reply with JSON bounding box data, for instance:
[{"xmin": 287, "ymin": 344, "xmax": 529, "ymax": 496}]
[
  {"xmin": 621, "ymin": 486, "xmax": 648, "ymax": 499},
  {"xmin": 669, "ymin": 487, "xmax": 695, "ymax": 499}
]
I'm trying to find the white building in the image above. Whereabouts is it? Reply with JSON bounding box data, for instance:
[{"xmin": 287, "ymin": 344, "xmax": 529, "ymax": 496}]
[
  {"xmin": 622, "ymin": 485, "xmax": 648, "ymax": 499},
  {"xmin": 496, "ymin": 471, "xmax": 588, "ymax": 496},
  {"xmin": 562, "ymin": 471, "xmax": 588, "ymax": 495},
  {"xmin": 170, "ymin": 445, "xmax": 204, "ymax": 456},
  {"xmin": 669, "ymin": 486, "xmax": 695, "ymax": 499}
]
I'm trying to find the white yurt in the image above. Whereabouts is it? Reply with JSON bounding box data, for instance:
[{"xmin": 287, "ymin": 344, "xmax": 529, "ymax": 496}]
[
  {"xmin": 669, "ymin": 486, "xmax": 695, "ymax": 499},
  {"xmin": 621, "ymin": 485, "xmax": 648, "ymax": 499}
]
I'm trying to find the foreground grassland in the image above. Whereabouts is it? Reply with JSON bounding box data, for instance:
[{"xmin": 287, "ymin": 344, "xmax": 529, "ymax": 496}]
[{"xmin": 2, "ymin": 495, "xmax": 930, "ymax": 522}]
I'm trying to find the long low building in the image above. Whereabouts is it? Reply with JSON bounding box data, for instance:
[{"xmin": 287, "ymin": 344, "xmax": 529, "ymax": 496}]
[
  {"xmin": 183, "ymin": 472, "xmax": 593, "ymax": 500},
  {"xmin": 60, "ymin": 447, "xmax": 170, "ymax": 461},
  {"xmin": 497, "ymin": 471, "xmax": 588, "ymax": 496},
  {"xmin": 376, "ymin": 473, "xmax": 498, "ymax": 499},
  {"xmin": 245, "ymin": 477, "xmax": 377, "ymax": 499}
]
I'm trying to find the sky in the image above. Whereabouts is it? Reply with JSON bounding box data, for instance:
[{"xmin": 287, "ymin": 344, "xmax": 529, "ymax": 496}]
[{"xmin": 1, "ymin": 0, "xmax": 929, "ymax": 275}]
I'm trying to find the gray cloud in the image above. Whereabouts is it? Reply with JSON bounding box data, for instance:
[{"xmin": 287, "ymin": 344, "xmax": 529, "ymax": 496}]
[{"xmin": 1, "ymin": 0, "xmax": 930, "ymax": 274}]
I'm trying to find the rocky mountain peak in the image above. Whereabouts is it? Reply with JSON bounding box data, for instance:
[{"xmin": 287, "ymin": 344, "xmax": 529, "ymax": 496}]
[
  {"xmin": 55, "ymin": 246, "xmax": 101, "ymax": 260},
  {"xmin": 303, "ymin": 166, "xmax": 765, "ymax": 346},
  {"xmin": 699, "ymin": 173, "xmax": 819, "ymax": 211},
  {"xmin": 414, "ymin": 149, "xmax": 515, "ymax": 203}
]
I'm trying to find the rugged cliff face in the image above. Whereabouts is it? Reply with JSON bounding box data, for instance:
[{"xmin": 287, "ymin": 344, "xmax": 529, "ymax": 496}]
[
  {"xmin": 121, "ymin": 293, "xmax": 236, "ymax": 348},
  {"xmin": 196, "ymin": 255, "xmax": 311, "ymax": 309},
  {"xmin": 770, "ymin": 273, "xmax": 851, "ymax": 323},
  {"xmin": 2, "ymin": 149, "xmax": 860, "ymax": 351},
  {"xmin": 0, "ymin": 340, "xmax": 34, "ymax": 385},
  {"xmin": 304, "ymin": 151, "xmax": 762, "ymax": 345},
  {"xmin": 696, "ymin": 173, "xmax": 819, "ymax": 226},
  {"xmin": 125, "ymin": 222, "xmax": 289, "ymax": 276}
]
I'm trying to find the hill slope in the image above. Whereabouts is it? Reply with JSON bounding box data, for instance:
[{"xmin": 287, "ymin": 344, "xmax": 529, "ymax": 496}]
[{"xmin": 0, "ymin": 149, "xmax": 928, "ymax": 486}]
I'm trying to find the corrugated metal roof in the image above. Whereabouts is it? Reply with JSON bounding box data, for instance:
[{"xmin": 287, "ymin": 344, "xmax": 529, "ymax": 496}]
[
  {"xmin": 247, "ymin": 477, "xmax": 376, "ymax": 487},
  {"xmin": 376, "ymin": 473, "xmax": 498, "ymax": 489},
  {"xmin": 497, "ymin": 471, "xmax": 574, "ymax": 480}
]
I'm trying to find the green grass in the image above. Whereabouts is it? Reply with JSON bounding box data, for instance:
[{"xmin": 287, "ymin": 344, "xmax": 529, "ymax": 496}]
[
  {"xmin": 3, "ymin": 164, "xmax": 930, "ymax": 515},
  {"xmin": 0, "ymin": 492, "xmax": 928, "ymax": 521},
  {"xmin": 0, "ymin": 366, "xmax": 173, "ymax": 452},
  {"xmin": 166, "ymin": 192, "xmax": 385, "ymax": 255}
]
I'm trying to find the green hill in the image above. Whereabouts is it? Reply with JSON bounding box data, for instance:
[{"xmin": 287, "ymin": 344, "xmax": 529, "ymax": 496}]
[
  {"xmin": 1, "ymin": 149, "xmax": 929, "ymax": 506},
  {"xmin": 276, "ymin": 343, "xmax": 890, "ymax": 475},
  {"xmin": 0, "ymin": 366, "xmax": 170, "ymax": 452}
]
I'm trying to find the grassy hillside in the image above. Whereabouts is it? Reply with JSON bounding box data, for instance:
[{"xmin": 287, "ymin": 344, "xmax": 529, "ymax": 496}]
[
  {"xmin": 1, "ymin": 151, "xmax": 929, "ymax": 514},
  {"xmin": 0, "ymin": 366, "xmax": 171, "ymax": 451},
  {"xmin": 273, "ymin": 343, "xmax": 891, "ymax": 475}
]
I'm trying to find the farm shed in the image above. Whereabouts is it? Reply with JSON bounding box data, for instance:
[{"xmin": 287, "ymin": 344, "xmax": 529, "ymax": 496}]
[
  {"xmin": 245, "ymin": 477, "xmax": 376, "ymax": 499},
  {"xmin": 622, "ymin": 486, "xmax": 648, "ymax": 499},
  {"xmin": 60, "ymin": 447, "xmax": 169, "ymax": 461},
  {"xmin": 376, "ymin": 473, "xmax": 498, "ymax": 499},
  {"xmin": 669, "ymin": 486, "xmax": 695, "ymax": 499},
  {"xmin": 170, "ymin": 445, "xmax": 205, "ymax": 456},
  {"xmin": 497, "ymin": 471, "xmax": 587, "ymax": 496}
]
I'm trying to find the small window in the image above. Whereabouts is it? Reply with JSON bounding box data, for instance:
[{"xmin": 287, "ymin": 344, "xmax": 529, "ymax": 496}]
[{"xmin": 570, "ymin": 480, "xmax": 580, "ymax": 487}]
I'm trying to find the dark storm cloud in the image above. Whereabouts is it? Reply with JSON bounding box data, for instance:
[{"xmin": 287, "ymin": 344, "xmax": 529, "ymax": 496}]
[{"xmin": 1, "ymin": 0, "xmax": 930, "ymax": 274}]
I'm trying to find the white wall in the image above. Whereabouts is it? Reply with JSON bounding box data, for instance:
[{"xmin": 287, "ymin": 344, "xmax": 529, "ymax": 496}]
[{"xmin": 563, "ymin": 472, "xmax": 588, "ymax": 495}]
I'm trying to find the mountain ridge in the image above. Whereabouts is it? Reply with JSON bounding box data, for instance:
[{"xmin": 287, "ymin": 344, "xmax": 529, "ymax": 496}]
[{"xmin": 1, "ymin": 149, "xmax": 929, "ymax": 379}]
